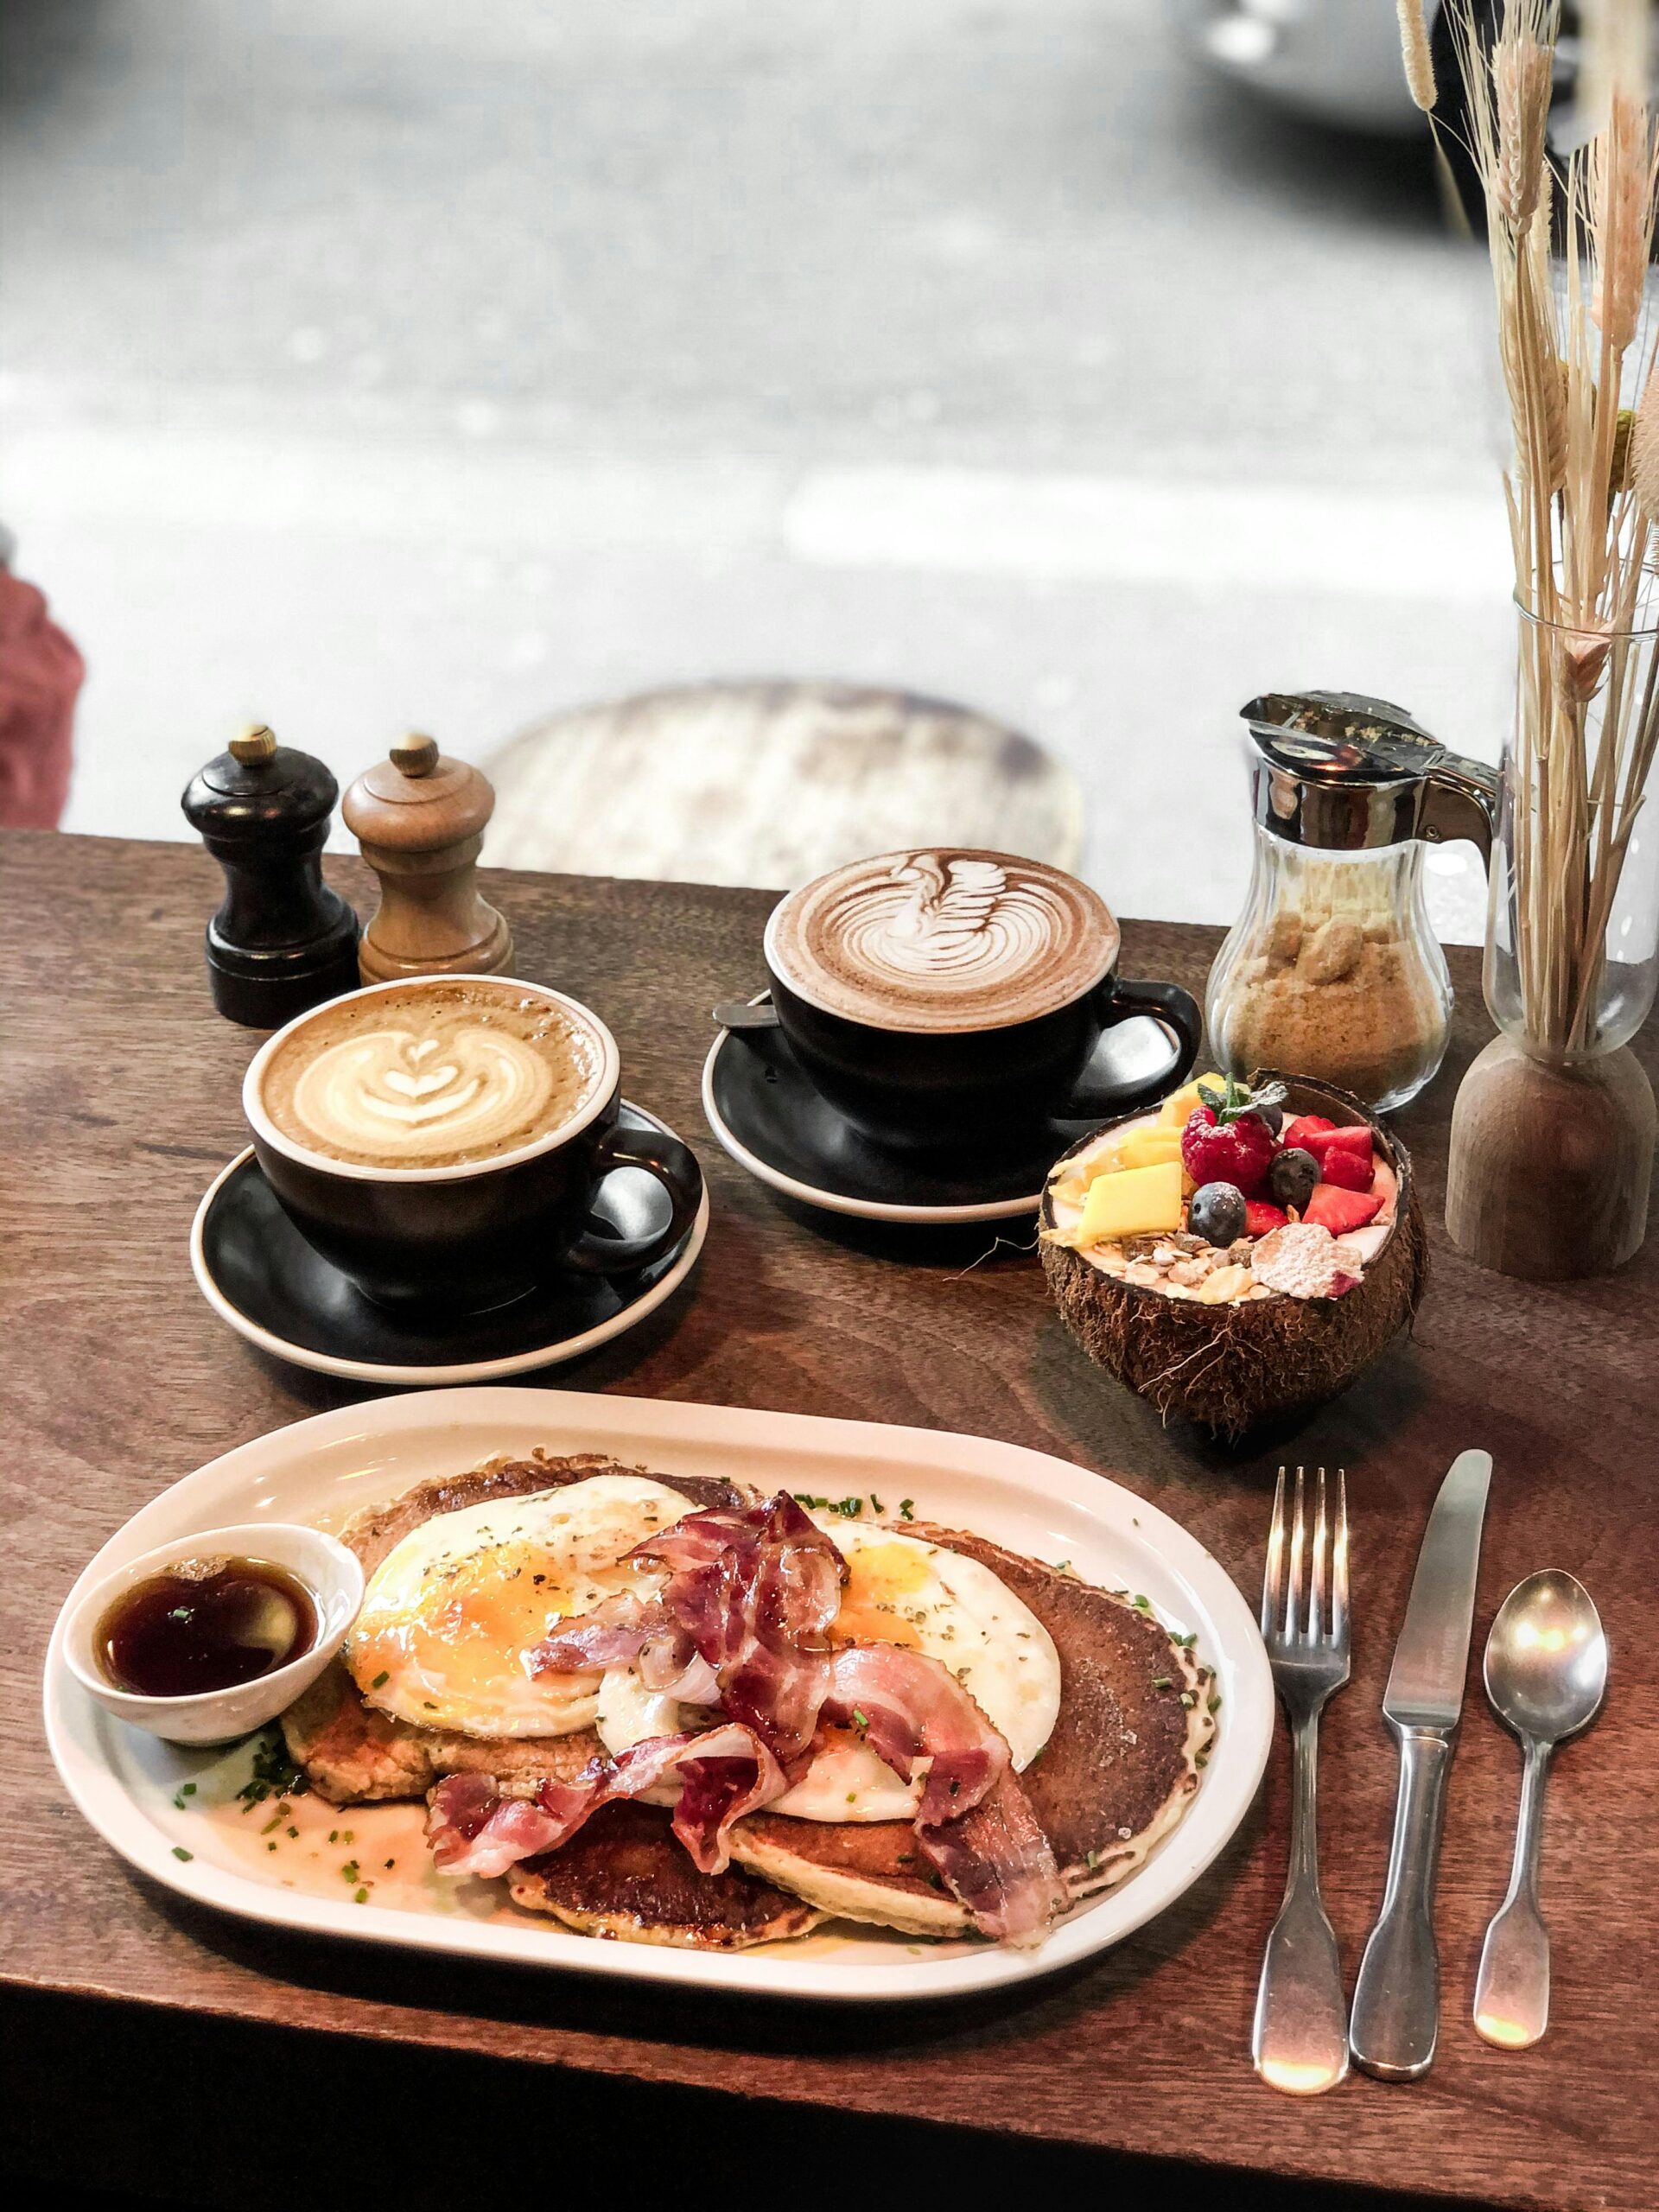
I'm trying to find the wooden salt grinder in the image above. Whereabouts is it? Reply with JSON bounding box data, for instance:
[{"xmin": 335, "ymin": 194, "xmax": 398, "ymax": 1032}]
[
  {"xmin": 343, "ymin": 733, "xmax": 514, "ymax": 983},
  {"xmin": 180, "ymin": 722, "xmax": 361, "ymax": 1027}
]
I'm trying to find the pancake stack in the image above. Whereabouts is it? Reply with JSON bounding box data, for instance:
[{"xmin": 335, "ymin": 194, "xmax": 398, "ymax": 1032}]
[{"xmin": 281, "ymin": 1451, "xmax": 1216, "ymax": 1950}]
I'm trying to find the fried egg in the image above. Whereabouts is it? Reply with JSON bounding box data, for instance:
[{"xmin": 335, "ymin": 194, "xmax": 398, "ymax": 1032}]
[
  {"xmin": 346, "ymin": 1474, "xmax": 694, "ymax": 1738},
  {"xmin": 593, "ymin": 1517, "xmax": 1063, "ymax": 1822}
]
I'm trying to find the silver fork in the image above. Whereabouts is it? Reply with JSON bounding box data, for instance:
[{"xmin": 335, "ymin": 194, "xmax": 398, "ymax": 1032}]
[{"xmin": 1252, "ymin": 1465, "xmax": 1351, "ymax": 2096}]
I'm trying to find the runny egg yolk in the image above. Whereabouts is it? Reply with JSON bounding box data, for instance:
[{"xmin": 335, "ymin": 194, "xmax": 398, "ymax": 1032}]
[
  {"xmin": 348, "ymin": 1541, "xmax": 626, "ymax": 1696},
  {"xmin": 829, "ymin": 1538, "xmax": 933, "ymax": 1649},
  {"xmin": 347, "ymin": 1475, "xmax": 696, "ymax": 1739}
]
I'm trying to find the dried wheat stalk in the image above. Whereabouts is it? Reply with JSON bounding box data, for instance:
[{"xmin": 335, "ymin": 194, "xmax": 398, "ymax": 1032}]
[
  {"xmin": 1398, "ymin": 2, "xmax": 1438, "ymax": 114},
  {"xmin": 1419, "ymin": 0, "xmax": 1659, "ymax": 1051}
]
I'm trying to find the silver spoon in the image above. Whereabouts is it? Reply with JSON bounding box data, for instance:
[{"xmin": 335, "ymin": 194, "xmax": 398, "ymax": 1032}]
[
  {"xmin": 1474, "ymin": 1571, "xmax": 1607, "ymax": 2050},
  {"xmin": 711, "ymin": 997, "xmax": 780, "ymax": 1031}
]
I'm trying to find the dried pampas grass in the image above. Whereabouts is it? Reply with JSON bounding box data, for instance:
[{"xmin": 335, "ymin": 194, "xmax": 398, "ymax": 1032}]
[{"xmin": 1411, "ymin": 1, "xmax": 1659, "ymax": 1051}]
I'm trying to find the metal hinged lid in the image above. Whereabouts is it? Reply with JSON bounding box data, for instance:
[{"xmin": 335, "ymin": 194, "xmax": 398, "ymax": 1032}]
[{"xmin": 1241, "ymin": 690, "xmax": 1497, "ymax": 860}]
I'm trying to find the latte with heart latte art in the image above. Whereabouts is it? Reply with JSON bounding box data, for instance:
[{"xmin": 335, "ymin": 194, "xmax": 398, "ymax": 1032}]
[{"xmin": 259, "ymin": 981, "xmax": 606, "ymax": 1169}]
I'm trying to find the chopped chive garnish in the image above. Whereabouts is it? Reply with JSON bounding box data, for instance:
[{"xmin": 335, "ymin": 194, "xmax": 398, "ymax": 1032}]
[{"xmin": 171, "ymin": 1846, "xmax": 193, "ymax": 1861}]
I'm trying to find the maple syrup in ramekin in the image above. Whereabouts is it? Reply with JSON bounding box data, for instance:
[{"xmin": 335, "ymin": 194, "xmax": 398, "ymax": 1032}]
[{"xmin": 96, "ymin": 1556, "xmax": 318, "ymax": 1698}]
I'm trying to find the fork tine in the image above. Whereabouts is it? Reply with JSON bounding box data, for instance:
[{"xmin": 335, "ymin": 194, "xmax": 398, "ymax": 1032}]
[
  {"xmin": 1261, "ymin": 1467, "xmax": 1287, "ymax": 1638},
  {"xmin": 1308, "ymin": 1465, "xmax": 1328, "ymax": 1644},
  {"xmin": 1332, "ymin": 1467, "xmax": 1349, "ymax": 1648},
  {"xmin": 1283, "ymin": 1465, "xmax": 1306, "ymax": 1642}
]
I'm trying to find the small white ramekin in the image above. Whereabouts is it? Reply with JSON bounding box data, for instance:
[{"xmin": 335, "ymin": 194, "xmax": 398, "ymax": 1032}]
[{"xmin": 62, "ymin": 1522, "xmax": 363, "ymax": 1745}]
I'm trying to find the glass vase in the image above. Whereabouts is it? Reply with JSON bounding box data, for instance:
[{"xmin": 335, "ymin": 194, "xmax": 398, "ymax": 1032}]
[
  {"xmin": 1483, "ymin": 608, "xmax": 1659, "ymax": 1058},
  {"xmin": 1447, "ymin": 607, "xmax": 1659, "ymax": 1277}
]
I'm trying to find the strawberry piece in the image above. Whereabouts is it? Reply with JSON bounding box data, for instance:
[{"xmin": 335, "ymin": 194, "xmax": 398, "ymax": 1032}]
[
  {"xmin": 1303, "ymin": 1183, "xmax": 1382, "ymax": 1235},
  {"xmin": 1313, "ymin": 1144, "xmax": 1374, "ymax": 1192},
  {"xmin": 1305, "ymin": 1123, "xmax": 1374, "ymax": 1164},
  {"xmin": 1281, "ymin": 1114, "xmax": 1336, "ymax": 1151},
  {"xmin": 1244, "ymin": 1200, "xmax": 1288, "ymax": 1237}
]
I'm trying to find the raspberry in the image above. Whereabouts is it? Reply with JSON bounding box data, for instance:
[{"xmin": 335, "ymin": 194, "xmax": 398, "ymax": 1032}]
[{"xmin": 1179, "ymin": 1075, "xmax": 1286, "ymax": 1199}]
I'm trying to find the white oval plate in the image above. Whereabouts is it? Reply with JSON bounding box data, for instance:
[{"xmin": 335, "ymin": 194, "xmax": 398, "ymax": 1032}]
[{"xmin": 44, "ymin": 1388, "xmax": 1270, "ymax": 2003}]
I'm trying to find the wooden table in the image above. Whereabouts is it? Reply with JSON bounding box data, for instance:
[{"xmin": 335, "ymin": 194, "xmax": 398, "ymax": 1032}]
[{"xmin": 4, "ymin": 831, "xmax": 1655, "ymax": 2212}]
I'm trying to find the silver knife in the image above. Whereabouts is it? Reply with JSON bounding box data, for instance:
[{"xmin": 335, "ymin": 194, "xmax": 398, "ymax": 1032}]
[{"xmin": 1350, "ymin": 1448, "xmax": 1493, "ymax": 2082}]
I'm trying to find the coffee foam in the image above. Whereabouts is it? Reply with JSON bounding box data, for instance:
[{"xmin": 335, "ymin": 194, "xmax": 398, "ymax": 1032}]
[
  {"xmin": 259, "ymin": 982, "xmax": 605, "ymax": 1170},
  {"xmin": 766, "ymin": 850, "xmax": 1117, "ymax": 1032}
]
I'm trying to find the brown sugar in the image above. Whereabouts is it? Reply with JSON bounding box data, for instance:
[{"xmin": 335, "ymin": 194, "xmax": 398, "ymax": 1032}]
[{"xmin": 1216, "ymin": 912, "xmax": 1446, "ymax": 1106}]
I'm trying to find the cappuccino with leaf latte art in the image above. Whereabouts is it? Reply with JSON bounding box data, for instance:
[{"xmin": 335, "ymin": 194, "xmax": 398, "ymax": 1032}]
[
  {"xmin": 765, "ymin": 849, "xmax": 1118, "ymax": 1033},
  {"xmin": 259, "ymin": 980, "xmax": 606, "ymax": 1170}
]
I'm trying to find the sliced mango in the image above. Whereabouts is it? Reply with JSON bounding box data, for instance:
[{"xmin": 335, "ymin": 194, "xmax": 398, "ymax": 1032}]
[
  {"xmin": 1159, "ymin": 1072, "xmax": 1227, "ymax": 1128},
  {"xmin": 1076, "ymin": 1160, "xmax": 1184, "ymax": 1245},
  {"xmin": 1113, "ymin": 1126, "xmax": 1184, "ymax": 1171}
]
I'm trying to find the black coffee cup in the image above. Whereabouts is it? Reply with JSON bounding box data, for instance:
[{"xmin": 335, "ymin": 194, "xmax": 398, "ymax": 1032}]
[
  {"xmin": 761, "ymin": 865, "xmax": 1202, "ymax": 1153},
  {"xmin": 244, "ymin": 978, "xmax": 702, "ymax": 1312}
]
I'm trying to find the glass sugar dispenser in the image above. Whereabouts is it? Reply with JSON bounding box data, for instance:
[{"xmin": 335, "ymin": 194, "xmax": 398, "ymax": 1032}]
[{"xmin": 1205, "ymin": 693, "xmax": 1498, "ymax": 1112}]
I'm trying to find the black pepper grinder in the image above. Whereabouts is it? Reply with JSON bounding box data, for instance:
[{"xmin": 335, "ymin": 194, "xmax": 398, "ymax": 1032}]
[{"xmin": 181, "ymin": 723, "xmax": 362, "ymax": 1027}]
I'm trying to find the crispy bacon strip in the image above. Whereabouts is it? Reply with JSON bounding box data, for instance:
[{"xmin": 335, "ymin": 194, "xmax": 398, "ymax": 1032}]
[
  {"xmin": 818, "ymin": 1641, "xmax": 1006, "ymax": 1823},
  {"xmin": 427, "ymin": 1723, "xmax": 786, "ymax": 1880},
  {"xmin": 495, "ymin": 1494, "xmax": 1065, "ymax": 1942},
  {"xmin": 818, "ymin": 1641, "xmax": 1065, "ymax": 1942},
  {"xmin": 531, "ymin": 1492, "xmax": 845, "ymax": 1763},
  {"xmin": 531, "ymin": 1591, "xmax": 708, "ymax": 1694},
  {"xmin": 920, "ymin": 1766, "xmax": 1070, "ymax": 1945}
]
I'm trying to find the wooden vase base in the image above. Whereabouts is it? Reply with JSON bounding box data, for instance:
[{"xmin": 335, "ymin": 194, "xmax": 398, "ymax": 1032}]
[{"xmin": 1446, "ymin": 1033, "xmax": 1656, "ymax": 1279}]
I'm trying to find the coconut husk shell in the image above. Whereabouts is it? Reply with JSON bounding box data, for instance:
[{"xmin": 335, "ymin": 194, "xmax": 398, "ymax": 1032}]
[{"xmin": 1040, "ymin": 1071, "xmax": 1428, "ymax": 1439}]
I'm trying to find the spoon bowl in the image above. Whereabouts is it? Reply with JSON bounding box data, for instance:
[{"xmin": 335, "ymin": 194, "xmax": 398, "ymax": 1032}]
[
  {"xmin": 1474, "ymin": 1570, "xmax": 1607, "ymax": 2050},
  {"xmin": 1484, "ymin": 1570, "xmax": 1607, "ymax": 1746}
]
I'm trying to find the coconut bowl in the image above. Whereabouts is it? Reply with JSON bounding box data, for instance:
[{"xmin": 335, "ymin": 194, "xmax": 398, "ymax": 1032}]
[{"xmin": 1039, "ymin": 1071, "xmax": 1428, "ymax": 1439}]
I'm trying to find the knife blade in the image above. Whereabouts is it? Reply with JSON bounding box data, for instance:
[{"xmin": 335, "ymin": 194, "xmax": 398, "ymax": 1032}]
[
  {"xmin": 1382, "ymin": 1449, "xmax": 1493, "ymax": 1729},
  {"xmin": 1350, "ymin": 1448, "xmax": 1493, "ymax": 2082}
]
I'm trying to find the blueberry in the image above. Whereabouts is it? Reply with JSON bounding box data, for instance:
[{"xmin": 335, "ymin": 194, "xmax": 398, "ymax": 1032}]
[
  {"xmin": 1249, "ymin": 1102, "xmax": 1284, "ymax": 1136},
  {"xmin": 1268, "ymin": 1147, "xmax": 1320, "ymax": 1212},
  {"xmin": 1188, "ymin": 1181, "xmax": 1247, "ymax": 1247}
]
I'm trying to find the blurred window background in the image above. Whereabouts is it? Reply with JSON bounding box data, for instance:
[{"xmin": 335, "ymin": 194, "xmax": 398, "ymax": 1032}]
[{"xmin": 0, "ymin": 0, "xmax": 1502, "ymax": 935}]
